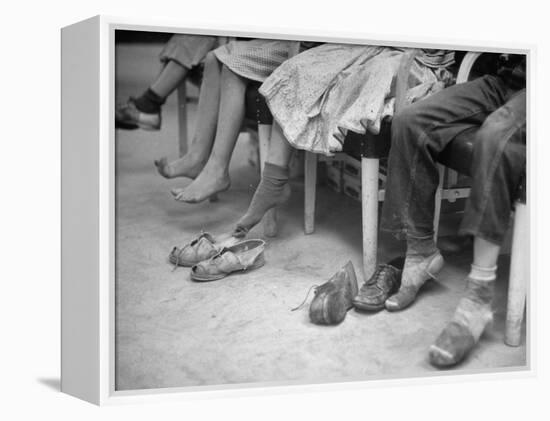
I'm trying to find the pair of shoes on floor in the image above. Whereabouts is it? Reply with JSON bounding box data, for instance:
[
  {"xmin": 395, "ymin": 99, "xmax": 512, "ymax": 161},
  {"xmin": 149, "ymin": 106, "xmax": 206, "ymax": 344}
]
[
  {"xmin": 169, "ymin": 232, "xmax": 265, "ymax": 281},
  {"xmin": 306, "ymin": 258, "xmax": 404, "ymax": 326},
  {"xmin": 115, "ymin": 98, "xmax": 161, "ymax": 131}
]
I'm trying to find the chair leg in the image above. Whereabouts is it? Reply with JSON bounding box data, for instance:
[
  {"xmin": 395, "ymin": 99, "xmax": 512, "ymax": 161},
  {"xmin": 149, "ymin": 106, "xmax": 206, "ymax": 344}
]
[
  {"xmin": 361, "ymin": 157, "xmax": 380, "ymax": 280},
  {"xmin": 433, "ymin": 165, "xmax": 445, "ymax": 240},
  {"xmin": 304, "ymin": 152, "xmax": 317, "ymax": 234},
  {"xmin": 177, "ymin": 83, "xmax": 188, "ymax": 158},
  {"xmin": 258, "ymin": 123, "xmax": 277, "ymax": 237},
  {"xmin": 505, "ymin": 201, "xmax": 528, "ymax": 347}
]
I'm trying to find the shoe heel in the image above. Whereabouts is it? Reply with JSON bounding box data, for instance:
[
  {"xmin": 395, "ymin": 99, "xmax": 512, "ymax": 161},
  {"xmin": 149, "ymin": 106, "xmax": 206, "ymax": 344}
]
[
  {"xmin": 426, "ymin": 253, "xmax": 445, "ymax": 279},
  {"xmin": 250, "ymin": 252, "xmax": 266, "ymax": 270}
]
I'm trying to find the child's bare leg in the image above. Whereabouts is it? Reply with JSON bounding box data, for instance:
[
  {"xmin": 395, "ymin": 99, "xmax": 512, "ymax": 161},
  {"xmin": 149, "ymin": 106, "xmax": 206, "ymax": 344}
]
[
  {"xmin": 233, "ymin": 122, "xmax": 293, "ymax": 237},
  {"xmin": 155, "ymin": 52, "xmax": 222, "ymax": 179},
  {"xmin": 150, "ymin": 60, "xmax": 189, "ymax": 98},
  {"xmin": 430, "ymin": 236, "xmax": 498, "ymax": 367},
  {"xmin": 172, "ymin": 65, "xmax": 247, "ymax": 202},
  {"xmin": 265, "ymin": 122, "xmax": 294, "ymax": 166}
]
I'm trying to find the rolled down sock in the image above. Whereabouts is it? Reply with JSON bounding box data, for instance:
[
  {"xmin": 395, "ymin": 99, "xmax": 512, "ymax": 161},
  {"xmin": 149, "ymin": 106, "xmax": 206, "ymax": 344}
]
[
  {"xmin": 134, "ymin": 88, "xmax": 165, "ymax": 114},
  {"xmin": 430, "ymin": 268, "xmax": 496, "ymax": 367},
  {"xmin": 234, "ymin": 162, "xmax": 290, "ymax": 237},
  {"xmin": 385, "ymin": 235, "xmax": 443, "ymax": 311}
]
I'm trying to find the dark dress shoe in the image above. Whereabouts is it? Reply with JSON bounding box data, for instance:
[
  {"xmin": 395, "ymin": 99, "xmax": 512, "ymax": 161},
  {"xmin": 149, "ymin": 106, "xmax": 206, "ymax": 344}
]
[
  {"xmin": 353, "ymin": 257, "xmax": 404, "ymax": 311},
  {"xmin": 309, "ymin": 261, "xmax": 358, "ymax": 325}
]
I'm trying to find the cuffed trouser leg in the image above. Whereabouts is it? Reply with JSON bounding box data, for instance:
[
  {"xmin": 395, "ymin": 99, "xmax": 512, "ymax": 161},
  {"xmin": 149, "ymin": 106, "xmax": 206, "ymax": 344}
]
[{"xmin": 459, "ymin": 89, "xmax": 526, "ymax": 244}]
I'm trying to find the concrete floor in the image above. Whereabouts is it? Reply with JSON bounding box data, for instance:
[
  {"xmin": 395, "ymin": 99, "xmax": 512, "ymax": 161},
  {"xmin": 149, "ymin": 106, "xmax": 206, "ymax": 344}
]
[{"xmin": 114, "ymin": 43, "xmax": 527, "ymax": 391}]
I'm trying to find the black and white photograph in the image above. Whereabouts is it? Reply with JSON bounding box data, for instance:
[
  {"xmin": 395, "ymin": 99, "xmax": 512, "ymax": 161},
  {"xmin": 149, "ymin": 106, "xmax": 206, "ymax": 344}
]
[
  {"xmin": 113, "ymin": 30, "xmax": 527, "ymax": 391},
  {"xmin": 5, "ymin": 0, "xmax": 550, "ymax": 418}
]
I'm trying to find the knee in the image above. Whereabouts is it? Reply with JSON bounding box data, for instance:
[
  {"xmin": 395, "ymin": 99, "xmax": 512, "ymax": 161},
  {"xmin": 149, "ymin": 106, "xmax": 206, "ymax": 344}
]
[
  {"xmin": 391, "ymin": 106, "xmax": 423, "ymax": 147},
  {"xmin": 221, "ymin": 63, "xmax": 248, "ymax": 85},
  {"xmin": 475, "ymin": 124, "xmax": 501, "ymax": 157},
  {"xmin": 203, "ymin": 51, "xmax": 219, "ymax": 70},
  {"xmin": 475, "ymin": 121, "xmax": 526, "ymax": 172}
]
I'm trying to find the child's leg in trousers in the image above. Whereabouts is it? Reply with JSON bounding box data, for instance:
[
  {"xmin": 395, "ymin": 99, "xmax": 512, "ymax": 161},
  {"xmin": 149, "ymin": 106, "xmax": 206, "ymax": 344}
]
[
  {"xmin": 155, "ymin": 52, "xmax": 222, "ymax": 179},
  {"xmin": 460, "ymin": 89, "xmax": 526, "ymax": 244},
  {"xmin": 430, "ymin": 237, "xmax": 499, "ymax": 367},
  {"xmin": 172, "ymin": 64, "xmax": 249, "ymax": 202},
  {"xmin": 429, "ymin": 91, "xmax": 526, "ymax": 367},
  {"xmin": 234, "ymin": 122, "xmax": 293, "ymax": 237},
  {"xmin": 382, "ymin": 76, "xmax": 511, "ymax": 312}
]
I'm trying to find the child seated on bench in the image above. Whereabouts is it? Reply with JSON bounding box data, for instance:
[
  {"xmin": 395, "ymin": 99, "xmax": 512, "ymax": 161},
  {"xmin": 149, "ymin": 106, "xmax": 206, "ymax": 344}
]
[
  {"xmin": 154, "ymin": 38, "xmax": 300, "ymax": 203},
  {"xmin": 377, "ymin": 55, "xmax": 526, "ymax": 367},
  {"xmin": 232, "ymin": 45, "xmax": 455, "ymax": 237}
]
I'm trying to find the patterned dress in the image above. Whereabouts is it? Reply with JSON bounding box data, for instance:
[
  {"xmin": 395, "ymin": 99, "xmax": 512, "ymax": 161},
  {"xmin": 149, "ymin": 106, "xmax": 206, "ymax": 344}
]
[
  {"xmin": 259, "ymin": 44, "xmax": 455, "ymax": 155},
  {"xmin": 213, "ymin": 39, "xmax": 292, "ymax": 82}
]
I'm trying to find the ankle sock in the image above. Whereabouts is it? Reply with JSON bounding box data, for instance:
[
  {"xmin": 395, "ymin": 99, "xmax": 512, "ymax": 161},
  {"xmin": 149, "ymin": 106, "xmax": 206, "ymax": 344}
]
[
  {"xmin": 234, "ymin": 162, "xmax": 290, "ymax": 237},
  {"xmin": 430, "ymin": 272, "xmax": 496, "ymax": 367},
  {"xmin": 134, "ymin": 88, "xmax": 165, "ymax": 114},
  {"xmin": 469, "ymin": 263, "xmax": 497, "ymax": 282}
]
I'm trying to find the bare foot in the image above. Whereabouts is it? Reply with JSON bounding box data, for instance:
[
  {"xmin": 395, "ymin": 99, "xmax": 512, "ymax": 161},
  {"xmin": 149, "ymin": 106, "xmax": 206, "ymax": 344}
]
[
  {"xmin": 154, "ymin": 153, "xmax": 207, "ymax": 179},
  {"xmin": 171, "ymin": 166, "xmax": 231, "ymax": 203}
]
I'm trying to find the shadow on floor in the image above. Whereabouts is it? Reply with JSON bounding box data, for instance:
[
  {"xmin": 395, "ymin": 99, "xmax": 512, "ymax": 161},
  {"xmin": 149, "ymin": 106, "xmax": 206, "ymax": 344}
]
[{"xmin": 37, "ymin": 377, "xmax": 60, "ymax": 392}]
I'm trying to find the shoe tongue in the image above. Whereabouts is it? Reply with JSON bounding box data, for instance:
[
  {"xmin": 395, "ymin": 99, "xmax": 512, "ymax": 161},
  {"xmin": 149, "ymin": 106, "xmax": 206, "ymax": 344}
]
[
  {"xmin": 316, "ymin": 281, "xmax": 336, "ymax": 294},
  {"xmin": 196, "ymin": 236, "xmax": 217, "ymax": 255}
]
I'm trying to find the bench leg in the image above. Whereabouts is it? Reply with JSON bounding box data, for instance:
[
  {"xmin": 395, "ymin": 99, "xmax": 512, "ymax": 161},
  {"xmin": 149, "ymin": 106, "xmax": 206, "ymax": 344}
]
[
  {"xmin": 177, "ymin": 83, "xmax": 188, "ymax": 158},
  {"xmin": 258, "ymin": 123, "xmax": 278, "ymax": 237},
  {"xmin": 505, "ymin": 202, "xmax": 528, "ymax": 347},
  {"xmin": 361, "ymin": 157, "xmax": 379, "ymax": 280},
  {"xmin": 304, "ymin": 152, "xmax": 317, "ymax": 234}
]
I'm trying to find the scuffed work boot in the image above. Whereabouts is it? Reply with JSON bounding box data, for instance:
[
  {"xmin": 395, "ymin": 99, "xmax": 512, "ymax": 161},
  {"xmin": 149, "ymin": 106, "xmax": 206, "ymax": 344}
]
[
  {"xmin": 353, "ymin": 257, "xmax": 404, "ymax": 312},
  {"xmin": 309, "ymin": 261, "xmax": 358, "ymax": 325},
  {"xmin": 429, "ymin": 278, "xmax": 494, "ymax": 367}
]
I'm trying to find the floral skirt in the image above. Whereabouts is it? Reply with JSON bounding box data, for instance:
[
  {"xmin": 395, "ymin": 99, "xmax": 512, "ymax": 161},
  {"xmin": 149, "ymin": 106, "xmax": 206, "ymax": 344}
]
[{"xmin": 259, "ymin": 44, "xmax": 454, "ymax": 155}]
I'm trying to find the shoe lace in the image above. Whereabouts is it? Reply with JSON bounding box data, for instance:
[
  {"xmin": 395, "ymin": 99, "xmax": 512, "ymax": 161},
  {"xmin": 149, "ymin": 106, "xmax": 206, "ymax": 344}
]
[
  {"xmin": 171, "ymin": 230, "xmax": 207, "ymax": 272},
  {"xmin": 172, "ymin": 247, "xmax": 184, "ymax": 272},
  {"xmin": 291, "ymin": 284, "xmax": 320, "ymax": 312},
  {"xmin": 368, "ymin": 265, "xmax": 390, "ymax": 285}
]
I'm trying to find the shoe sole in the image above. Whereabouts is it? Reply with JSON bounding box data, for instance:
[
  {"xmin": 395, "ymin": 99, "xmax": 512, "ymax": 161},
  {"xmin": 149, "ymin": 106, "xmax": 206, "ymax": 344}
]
[
  {"xmin": 190, "ymin": 259, "xmax": 265, "ymax": 282},
  {"xmin": 352, "ymin": 299, "xmax": 385, "ymax": 312}
]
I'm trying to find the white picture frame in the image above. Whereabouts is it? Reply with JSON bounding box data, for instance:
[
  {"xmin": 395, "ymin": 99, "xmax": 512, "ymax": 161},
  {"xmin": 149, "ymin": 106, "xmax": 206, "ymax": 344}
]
[{"xmin": 61, "ymin": 15, "xmax": 533, "ymax": 405}]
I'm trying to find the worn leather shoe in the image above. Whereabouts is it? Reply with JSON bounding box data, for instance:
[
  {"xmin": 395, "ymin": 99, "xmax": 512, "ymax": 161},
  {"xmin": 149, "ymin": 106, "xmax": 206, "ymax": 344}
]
[
  {"xmin": 309, "ymin": 261, "xmax": 358, "ymax": 325},
  {"xmin": 169, "ymin": 232, "xmax": 239, "ymax": 268},
  {"xmin": 190, "ymin": 239, "xmax": 265, "ymax": 282},
  {"xmin": 353, "ymin": 257, "xmax": 404, "ymax": 311}
]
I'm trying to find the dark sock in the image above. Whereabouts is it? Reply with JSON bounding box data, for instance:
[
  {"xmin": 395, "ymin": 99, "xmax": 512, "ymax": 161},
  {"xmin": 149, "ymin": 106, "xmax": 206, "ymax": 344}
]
[
  {"xmin": 234, "ymin": 162, "xmax": 290, "ymax": 237},
  {"xmin": 134, "ymin": 88, "xmax": 165, "ymax": 114}
]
